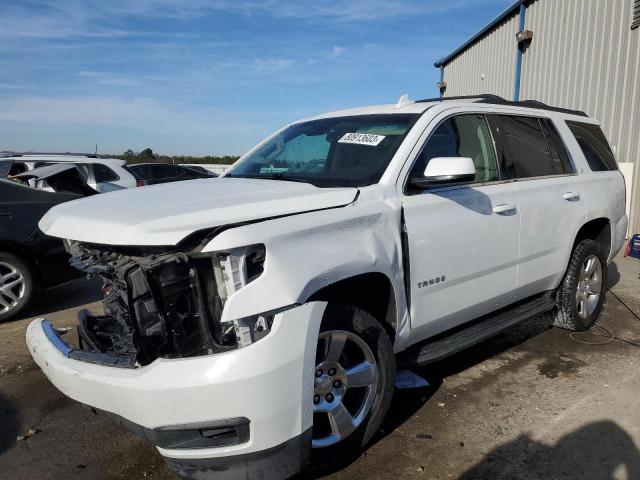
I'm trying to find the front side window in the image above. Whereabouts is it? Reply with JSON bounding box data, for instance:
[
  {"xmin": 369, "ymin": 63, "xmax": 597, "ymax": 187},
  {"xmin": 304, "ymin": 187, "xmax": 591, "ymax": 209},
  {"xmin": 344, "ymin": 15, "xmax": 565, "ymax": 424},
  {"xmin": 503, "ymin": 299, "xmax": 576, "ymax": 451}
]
[
  {"xmin": 566, "ymin": 121, "xmax": 617, "ymax": 171},
  {"xmin": 497, "ymin": 115, "xmax": 555, "ymax": 179},
  {"xmin": 409, "ymin": 114, "xmax": 500, "ymax": 185},
  {"xmin": 227, "ymin": 114, "xmax": 419, "ymax": 188}
]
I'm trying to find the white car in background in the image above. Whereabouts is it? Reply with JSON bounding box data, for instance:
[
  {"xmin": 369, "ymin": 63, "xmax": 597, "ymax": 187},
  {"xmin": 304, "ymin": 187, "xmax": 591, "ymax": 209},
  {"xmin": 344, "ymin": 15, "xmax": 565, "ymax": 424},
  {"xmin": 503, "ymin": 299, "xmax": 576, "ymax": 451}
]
[{"xmin": 2, "ymin": 154, "xmax": 137, "ymax": 192}]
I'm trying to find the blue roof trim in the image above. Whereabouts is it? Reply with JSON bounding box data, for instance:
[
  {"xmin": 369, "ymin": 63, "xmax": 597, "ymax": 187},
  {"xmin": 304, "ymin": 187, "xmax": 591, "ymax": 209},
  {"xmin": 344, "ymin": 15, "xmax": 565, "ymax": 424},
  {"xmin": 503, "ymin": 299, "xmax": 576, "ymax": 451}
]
[{"xmin": 434, "ymin": 0, "xmax": 527, "ymax": 68}]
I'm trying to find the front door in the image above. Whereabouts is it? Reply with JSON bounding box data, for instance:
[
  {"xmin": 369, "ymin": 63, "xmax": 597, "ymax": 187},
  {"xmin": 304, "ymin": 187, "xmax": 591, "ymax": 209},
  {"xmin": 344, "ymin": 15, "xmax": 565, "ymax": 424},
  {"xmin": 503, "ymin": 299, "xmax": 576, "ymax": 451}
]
[{"xmin": 401, "ymin": 113, "xmax": 520, "ymax": 343}]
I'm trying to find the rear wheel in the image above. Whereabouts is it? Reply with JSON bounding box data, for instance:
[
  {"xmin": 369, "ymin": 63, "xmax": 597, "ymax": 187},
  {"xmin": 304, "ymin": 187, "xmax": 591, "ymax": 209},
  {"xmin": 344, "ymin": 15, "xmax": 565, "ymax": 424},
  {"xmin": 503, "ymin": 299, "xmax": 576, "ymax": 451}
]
[
  {"xmin": 310, "ymin": 305, "xmax": 395, "ymax": 468},
  {"xmin": 552, "ymin": 239, "xmax": 606, "ymax": 331},
  {"xmin": 0, "ymin": 253, "xmax": 34, "ymax": 323}
]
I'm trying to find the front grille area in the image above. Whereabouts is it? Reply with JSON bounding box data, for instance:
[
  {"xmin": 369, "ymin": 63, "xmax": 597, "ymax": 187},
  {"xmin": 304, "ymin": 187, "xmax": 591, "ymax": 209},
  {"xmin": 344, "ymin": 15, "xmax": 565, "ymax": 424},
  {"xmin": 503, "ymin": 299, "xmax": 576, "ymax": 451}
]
[{"xmin": 67, "ymin": 241, "xmax": 237, "ymax": 366}]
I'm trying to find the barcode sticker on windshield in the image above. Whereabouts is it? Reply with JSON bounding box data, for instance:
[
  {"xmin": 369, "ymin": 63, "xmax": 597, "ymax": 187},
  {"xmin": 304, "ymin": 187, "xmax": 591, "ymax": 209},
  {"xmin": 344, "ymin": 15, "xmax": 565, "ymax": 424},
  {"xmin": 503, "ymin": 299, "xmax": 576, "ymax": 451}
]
[{"xmin": 338, "ymin": 132, "xmax": 386, "ymax": 147}]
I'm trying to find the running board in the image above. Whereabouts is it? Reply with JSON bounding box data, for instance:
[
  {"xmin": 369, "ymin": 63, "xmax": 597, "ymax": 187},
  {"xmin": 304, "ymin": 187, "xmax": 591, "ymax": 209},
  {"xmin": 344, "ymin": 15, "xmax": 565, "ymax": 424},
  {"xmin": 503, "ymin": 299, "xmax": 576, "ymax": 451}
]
[{"xmin": 398, "ymin": 293, "xmax": 556, "ymax": 368}]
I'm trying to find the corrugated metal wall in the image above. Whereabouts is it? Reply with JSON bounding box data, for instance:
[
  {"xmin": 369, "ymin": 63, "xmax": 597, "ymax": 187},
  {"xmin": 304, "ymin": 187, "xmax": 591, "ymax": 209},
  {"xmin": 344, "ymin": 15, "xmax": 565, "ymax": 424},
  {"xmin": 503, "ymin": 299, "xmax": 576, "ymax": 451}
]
[
  {"xmin": 522, "ymin": 0, "xmax": 640, "ymax": 234},
  {"xmin": 442, "ymin": 0, "xmax": 640, "ymax": 234},
  {"xmin": 442, "ymin": 12, "xmax": 519, "ymax": 97}
]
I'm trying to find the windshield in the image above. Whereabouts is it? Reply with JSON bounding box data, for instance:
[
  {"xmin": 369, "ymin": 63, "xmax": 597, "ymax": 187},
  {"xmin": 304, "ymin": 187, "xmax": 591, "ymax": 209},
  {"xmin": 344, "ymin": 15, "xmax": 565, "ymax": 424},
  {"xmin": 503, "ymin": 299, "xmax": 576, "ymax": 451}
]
[{"xmin": 226, "ymin": 114, "xmax": 419, "ymax": 187}]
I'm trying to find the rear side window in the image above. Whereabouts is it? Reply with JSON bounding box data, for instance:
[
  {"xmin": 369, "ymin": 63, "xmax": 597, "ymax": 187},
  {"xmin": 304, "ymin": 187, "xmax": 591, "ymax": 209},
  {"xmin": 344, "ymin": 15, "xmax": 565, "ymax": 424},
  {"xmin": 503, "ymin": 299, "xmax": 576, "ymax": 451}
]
[
  {"xmin": 540, "ymin": 119, "xmax": 575, "ymax": 174},
  {"xmin": 409, "ymin": 114, "xmax": 500, "ymax": 185},
  {"xmin": 92, "ymin": 163, "xmax": 119, "ymax": 182},
  {"xmin": 0, "ymin": 160, "xmax": 12, "ymax": 177},
  {"xmin": 126, "ymin": 165, "xmax": 146, "ymax": 179},
  {"xmin": 495, "ymin": 115, "xmax": 555, "ymax": 179},
  {"xmin": 566, "ymin": 121, "xmax": 617, "ymax": 171},
  {"xmin": 151, "ymin": 165, "xmax": 179, "ymax": 179}
]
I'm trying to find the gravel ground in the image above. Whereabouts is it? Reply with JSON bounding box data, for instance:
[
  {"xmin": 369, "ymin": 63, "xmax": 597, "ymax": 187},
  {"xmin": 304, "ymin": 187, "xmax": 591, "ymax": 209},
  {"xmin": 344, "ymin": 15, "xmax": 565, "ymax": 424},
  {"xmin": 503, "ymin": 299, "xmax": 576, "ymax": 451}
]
[{"xmin": 1, "ymin": 257, "xmax": 638, "ymax": 480}]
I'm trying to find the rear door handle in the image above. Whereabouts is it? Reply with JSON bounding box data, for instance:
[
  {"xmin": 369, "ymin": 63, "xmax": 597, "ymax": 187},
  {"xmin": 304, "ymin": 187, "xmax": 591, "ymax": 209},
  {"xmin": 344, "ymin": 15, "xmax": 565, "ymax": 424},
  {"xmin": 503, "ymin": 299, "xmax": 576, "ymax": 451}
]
[
  {"xmin": 0, "ymin": 209, "xmax": 11, "ymax": 223},
  {"xmin": 492, "ymin": 203, "xmax": 517, "ymax": 215},
  {"xmin": 562, "ymin": 192, "xmax": 580, "ymax": 201}
]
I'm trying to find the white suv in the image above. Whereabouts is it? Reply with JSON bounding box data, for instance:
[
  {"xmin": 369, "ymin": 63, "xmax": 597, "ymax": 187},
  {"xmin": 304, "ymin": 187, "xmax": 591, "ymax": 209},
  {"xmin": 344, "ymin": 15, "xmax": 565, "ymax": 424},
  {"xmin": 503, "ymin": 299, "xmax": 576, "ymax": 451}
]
[
  {"xmin": 3, "ymin": 154, "xmax": 137, "ymax": 192},
  {"xmin": 27, "ymin": 95, "xmax": 627, "ymax": 480}
]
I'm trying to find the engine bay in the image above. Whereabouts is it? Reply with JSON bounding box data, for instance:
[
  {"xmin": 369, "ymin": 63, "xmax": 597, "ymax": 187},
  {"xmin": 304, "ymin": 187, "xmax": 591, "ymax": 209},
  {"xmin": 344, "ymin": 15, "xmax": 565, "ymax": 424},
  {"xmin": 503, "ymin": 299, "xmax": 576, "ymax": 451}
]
[{"xmin": 67, "ymin": 241, "xmax": 239, "ymax": 366}]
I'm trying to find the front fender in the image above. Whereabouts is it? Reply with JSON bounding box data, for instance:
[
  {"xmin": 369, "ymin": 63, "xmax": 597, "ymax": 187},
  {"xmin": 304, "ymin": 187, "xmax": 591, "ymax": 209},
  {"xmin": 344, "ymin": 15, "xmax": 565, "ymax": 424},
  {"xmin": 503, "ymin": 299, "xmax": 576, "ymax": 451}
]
[{"xmin": 201, "ymin": 199, "xmax": 410, "ymax": 349}]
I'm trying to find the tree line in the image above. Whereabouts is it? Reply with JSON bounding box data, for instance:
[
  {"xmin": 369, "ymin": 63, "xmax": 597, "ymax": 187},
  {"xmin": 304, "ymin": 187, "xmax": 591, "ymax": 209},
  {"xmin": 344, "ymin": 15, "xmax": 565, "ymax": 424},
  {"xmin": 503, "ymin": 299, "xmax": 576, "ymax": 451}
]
[{"xmin": 104, "ymin": 148, "xmax": 240, "ymax": 165}]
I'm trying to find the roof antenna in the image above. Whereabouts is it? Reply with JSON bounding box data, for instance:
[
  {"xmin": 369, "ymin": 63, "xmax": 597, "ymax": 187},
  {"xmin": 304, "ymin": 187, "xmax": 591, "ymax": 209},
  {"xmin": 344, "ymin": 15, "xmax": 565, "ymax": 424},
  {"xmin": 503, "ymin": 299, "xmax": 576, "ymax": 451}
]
[{"xmin": 395, "ymin": 94, "xmax": 413, "ymax": 108}]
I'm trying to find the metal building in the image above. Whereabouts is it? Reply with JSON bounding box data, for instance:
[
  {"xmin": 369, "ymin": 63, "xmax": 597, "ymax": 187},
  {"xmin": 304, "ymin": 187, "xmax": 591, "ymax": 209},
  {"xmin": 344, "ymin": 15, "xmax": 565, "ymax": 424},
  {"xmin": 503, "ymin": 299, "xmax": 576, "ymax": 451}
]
[{"xmin": 435, "ymin": 0, "xmax": 640, "ymax": 235}]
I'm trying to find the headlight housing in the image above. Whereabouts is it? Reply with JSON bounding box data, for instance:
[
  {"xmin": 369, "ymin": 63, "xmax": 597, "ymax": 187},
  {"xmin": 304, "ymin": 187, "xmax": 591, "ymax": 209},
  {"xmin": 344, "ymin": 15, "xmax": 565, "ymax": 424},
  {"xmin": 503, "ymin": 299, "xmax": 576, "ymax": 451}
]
[
  {"xmin": 212, "ymin": 244, "xmax": 266, "ymax": 301},
  {"xmin": 210, "ymin": 244, "xmax": 269, "ymax": 348}
]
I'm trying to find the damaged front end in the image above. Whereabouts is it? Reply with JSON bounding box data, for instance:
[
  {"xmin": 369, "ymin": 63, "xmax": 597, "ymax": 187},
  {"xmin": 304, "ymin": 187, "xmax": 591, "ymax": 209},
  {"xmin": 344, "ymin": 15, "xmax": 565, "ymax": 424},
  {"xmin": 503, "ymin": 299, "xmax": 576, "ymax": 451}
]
[{"xmin": 66, "ymin": 239, "xmax": 270, "ymax": 367}]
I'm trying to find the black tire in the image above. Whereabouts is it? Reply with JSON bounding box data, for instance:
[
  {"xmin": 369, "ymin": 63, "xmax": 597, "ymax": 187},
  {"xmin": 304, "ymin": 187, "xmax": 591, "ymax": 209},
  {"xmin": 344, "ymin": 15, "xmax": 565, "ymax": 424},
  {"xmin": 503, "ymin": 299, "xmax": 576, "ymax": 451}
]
[
  {"xmin": 552, "ymin": 239, "xmax": 606, "ymax": 331},
  {"xmin": 309, "ymin": 304, "xmax": 395, "ymax": 470},
  {"xmin": 0, "ymin": 253, "xmax": 35, "ymax": 323}
]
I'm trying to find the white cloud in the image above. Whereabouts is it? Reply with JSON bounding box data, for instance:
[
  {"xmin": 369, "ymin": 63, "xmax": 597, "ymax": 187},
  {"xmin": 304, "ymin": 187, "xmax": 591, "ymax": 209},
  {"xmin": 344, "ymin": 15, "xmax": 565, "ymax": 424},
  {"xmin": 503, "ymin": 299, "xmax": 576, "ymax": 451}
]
[
  {"xmin": 328, "ymin": 46, "xmax": 346, "ymax": 59},
  {"xmin": 109, "ymin": 0, "xmax": 501, "ymax": 22},
  {"xmin": 0, "ymin": 0, "xmax": 507, "ymax": 40},
  {"xmin": 252, "ymin": 58, "xmax": 295, "ymax": 73},
  {"xmin": 0, "ymin": 96, "xmax": 205, "ymax": 132},
  {"xmin": 78, "ymin": 71, "xmax": 142, "ymax": 87}
]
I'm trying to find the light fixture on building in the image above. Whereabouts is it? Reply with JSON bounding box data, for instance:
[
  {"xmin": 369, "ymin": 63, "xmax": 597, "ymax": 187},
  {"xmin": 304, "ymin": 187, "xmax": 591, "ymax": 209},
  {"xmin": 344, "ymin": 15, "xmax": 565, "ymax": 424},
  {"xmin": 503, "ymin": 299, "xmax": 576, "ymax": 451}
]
[
  {"xmin": 515, "ymin": 29, "xmax": 533, "ymax": 44},
  {"xmin": 437, "ymin": 81, "xmax": 447, "ymax": 93}
]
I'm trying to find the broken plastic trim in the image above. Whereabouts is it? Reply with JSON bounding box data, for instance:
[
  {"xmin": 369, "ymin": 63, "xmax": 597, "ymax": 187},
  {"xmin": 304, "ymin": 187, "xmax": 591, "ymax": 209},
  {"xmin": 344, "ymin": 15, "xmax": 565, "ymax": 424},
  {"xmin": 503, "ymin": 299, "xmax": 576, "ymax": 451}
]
[
  {"xmin": 110, "ymin": 413, "xmax": 251, "ymax": 450},
  {"xmin": 41, "ymin": 320, "xmax": 137, "ymax": 368},
  {"xmin": 213, "ymin": 244, "xmax": 266, "ymax": 300},
  {"xmin": 65, "ymin": 240, "xmax": 279, "ymax": 366},
  {"xmin": 223, "ymin": 304, "xmax": 300, "ymax": 349}
]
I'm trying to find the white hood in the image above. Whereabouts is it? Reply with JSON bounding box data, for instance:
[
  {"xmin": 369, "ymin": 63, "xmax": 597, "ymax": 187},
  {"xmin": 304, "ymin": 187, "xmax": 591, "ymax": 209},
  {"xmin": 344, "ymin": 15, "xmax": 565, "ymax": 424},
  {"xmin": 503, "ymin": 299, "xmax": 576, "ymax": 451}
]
[{"xmin": 39, "ymin": 178, "xmax": 358, "ymax": 246}]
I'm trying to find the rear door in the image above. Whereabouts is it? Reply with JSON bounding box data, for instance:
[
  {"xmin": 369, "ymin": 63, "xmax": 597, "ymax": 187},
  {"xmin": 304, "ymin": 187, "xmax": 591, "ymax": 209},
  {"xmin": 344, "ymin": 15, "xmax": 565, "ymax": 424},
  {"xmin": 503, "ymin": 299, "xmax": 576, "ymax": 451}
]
[
  {"xmin": 489, "ymin": 115, "xmax": 586, "ymax": 300},
  {"xmin": 402, "ymin": 113, "xmax": 520, "ymax": 342}
]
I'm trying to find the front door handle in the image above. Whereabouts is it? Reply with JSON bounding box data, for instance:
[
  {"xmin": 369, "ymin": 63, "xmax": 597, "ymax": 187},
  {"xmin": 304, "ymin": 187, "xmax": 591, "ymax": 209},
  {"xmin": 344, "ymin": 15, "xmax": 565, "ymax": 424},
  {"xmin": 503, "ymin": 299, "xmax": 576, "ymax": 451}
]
[
  {"xmin": 492, "ymin": 203, "xmax": 517, "ymax": 215},
  {"xmin": 563, "ymin": 192, "xmax": 580, "ymax": 201}
]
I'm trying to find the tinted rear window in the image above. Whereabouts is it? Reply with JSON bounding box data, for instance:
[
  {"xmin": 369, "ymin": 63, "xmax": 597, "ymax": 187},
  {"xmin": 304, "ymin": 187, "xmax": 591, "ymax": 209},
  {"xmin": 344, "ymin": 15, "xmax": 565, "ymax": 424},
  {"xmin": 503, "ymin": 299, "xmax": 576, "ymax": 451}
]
[
  {"xmin": 92, "ymin": 163, "xmax": 119, "ymax": 182},
  {"xmin": 151, "ymin": 165, "xmax": 180, "ymax": 179},
  {"xmin": 566, "ymin": 121, "xmax": 617, "ymax": 171},
  {"xmin": 496, "ymin": 115, "xmax": 555, "ymax": 179},
  {"xmin": 0, "ymin": 160, "xmax": 11, "ymax": 178}
]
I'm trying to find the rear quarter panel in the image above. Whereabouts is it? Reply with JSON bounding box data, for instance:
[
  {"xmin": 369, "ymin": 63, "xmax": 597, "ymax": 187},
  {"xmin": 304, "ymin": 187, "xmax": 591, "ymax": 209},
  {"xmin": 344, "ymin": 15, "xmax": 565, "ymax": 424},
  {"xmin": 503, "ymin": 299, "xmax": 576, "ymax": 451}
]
[{"xmin": 554, "ymin": 119, "xmax": 628, "ymax": 262}]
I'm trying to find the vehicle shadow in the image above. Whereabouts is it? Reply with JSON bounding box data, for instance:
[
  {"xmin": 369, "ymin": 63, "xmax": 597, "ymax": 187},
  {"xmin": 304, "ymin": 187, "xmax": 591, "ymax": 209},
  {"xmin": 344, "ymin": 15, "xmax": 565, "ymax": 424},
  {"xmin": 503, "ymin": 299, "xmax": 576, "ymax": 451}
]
[
  {"xmin": 12, "ymin": 276, "xmax": 102, "ymax": 322},
  {"xmin": 607, "ymin": 261, "xmax": 621, "ymax": 288},
  {"xmin": 297, "ymin": 314, "xmax": 554, "ymax": 478},
  {"xmin": 459, "ymin": 420, "xmax": 640, "ymax": 480},
  {"xmin": 0, "ymin": 393, "xmax": 19, "ymax": 455}
]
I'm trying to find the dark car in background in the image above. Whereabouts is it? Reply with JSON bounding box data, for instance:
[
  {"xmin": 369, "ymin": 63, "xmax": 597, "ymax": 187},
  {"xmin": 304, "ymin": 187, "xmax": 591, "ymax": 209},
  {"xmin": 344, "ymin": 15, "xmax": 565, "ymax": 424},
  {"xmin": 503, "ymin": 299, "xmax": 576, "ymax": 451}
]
[
  {"xmin": 125, "ymin": 163, "xmax": 217, "ymax": 186},
  {"xmin": 0, "ymin": 176, "xmax": 91, "ymax": 321}
]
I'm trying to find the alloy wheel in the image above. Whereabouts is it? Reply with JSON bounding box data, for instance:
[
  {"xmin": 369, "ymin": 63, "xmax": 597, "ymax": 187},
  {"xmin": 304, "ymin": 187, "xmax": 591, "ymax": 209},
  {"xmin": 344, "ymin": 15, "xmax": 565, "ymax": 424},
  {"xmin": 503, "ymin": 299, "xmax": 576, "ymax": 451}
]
[
  {"xmin": 575, "ymin": 254, "xmax": 602, "ymax": 319},
  {"xmin": 312, "ymin": 329, "xmax": 378, "ymax": 448},
  {"xmin": 0, "ymin": 261, "xmax": 26, "ymax": 315}
]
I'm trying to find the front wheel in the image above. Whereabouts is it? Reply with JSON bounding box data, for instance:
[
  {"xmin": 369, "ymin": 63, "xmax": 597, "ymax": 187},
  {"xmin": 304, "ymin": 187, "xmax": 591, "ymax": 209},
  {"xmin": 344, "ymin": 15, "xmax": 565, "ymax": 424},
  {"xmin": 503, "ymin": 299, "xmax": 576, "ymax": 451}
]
[
  {"xmin": 0, "ymin": 253, "xmax": 34, "ymax": 323},
  {"xmin": 310, "ymin": 305, "xmax": 395, "ymax": 468}
]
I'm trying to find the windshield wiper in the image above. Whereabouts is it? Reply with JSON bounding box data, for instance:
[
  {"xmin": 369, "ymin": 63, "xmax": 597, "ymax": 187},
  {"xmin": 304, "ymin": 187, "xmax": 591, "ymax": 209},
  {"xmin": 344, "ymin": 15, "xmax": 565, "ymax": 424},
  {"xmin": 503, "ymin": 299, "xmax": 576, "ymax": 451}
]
[{"xmin": 226, "ymin": 173, "xmax": 314, "ymax": 185}]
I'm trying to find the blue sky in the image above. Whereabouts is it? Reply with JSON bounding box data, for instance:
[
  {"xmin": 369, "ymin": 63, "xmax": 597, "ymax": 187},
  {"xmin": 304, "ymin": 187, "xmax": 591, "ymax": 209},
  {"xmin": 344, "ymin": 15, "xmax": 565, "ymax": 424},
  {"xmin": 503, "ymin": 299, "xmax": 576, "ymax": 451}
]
[{"xmin": 0, "ymin": 0, "xmax": 512, "ymax": 156}]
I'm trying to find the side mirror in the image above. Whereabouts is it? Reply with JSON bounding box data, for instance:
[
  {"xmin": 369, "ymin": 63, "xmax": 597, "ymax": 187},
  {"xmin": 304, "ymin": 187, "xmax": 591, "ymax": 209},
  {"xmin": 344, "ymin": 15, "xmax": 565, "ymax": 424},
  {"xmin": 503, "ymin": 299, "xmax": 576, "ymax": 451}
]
[{"xmin": 410, "ymin": 157, "xmax": 476, "ymax": 188}]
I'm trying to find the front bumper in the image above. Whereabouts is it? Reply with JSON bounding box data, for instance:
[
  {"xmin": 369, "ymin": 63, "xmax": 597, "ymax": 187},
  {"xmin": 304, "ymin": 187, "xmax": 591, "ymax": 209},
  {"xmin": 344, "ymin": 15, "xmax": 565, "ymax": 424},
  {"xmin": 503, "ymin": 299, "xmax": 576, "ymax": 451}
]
[{"xmin": 26, "ymin": 302, "xmax": 326, "ymax": 468}]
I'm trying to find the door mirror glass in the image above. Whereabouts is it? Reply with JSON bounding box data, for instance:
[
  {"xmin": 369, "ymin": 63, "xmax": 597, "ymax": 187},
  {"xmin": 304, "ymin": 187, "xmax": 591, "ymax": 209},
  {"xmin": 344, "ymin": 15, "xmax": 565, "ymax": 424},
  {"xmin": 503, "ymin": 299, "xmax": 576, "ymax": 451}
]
[{"xmin": 411, "ymin": 157, "xmax": 476, "ymax": 188}]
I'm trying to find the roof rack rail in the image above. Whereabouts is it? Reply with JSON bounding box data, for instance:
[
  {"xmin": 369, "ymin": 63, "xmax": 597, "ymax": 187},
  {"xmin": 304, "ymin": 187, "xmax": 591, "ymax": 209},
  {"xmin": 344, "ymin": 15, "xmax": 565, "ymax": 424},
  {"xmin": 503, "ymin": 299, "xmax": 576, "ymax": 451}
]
[{"xmin": 416, "ymin": 94, "xmax": 588, "ymax": 117}]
